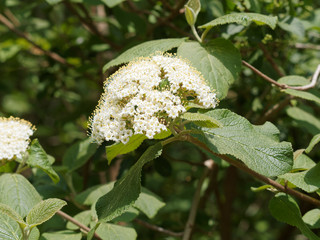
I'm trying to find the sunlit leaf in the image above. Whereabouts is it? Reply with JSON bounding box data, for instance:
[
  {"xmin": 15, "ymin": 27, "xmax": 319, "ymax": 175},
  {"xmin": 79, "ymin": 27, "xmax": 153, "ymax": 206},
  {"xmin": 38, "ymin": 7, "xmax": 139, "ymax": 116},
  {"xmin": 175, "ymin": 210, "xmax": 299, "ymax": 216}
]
[
  {"xmin": 177, "ymin": 39, "xmax": 241, "ymax": 99},
  {"xmin": 0, "ymin": 174, "xmax": 42, "ymax": 218},
  {"xmin": 103, "ymin": 38, "xmax": 186, "ymax": 72}
]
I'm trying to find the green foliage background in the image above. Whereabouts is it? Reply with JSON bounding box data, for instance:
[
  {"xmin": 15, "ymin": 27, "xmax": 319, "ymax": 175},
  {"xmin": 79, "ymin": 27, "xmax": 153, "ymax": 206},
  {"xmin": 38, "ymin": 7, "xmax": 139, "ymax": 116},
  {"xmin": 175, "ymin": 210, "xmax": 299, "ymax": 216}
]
[{"xmin": 1, "ymin": 0, "xmax": 320, "ymax": 239}]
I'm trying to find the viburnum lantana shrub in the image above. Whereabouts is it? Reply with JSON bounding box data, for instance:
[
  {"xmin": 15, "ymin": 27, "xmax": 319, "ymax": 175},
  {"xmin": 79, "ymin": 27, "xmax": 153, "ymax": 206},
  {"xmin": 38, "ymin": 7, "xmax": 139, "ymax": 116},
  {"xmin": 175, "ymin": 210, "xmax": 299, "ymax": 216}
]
[
  {"xmin": 1, "ymin": 0, "xmax": 320, "ymax": 239},
  {"xmin": 90, "ymin": 54, "xmax": 218, "ymax": 144}
]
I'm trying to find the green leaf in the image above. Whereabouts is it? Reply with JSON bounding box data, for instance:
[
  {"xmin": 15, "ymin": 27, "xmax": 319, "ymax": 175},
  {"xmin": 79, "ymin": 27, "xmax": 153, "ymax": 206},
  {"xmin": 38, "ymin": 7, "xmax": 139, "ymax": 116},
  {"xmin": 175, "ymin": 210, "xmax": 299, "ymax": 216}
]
[
  {"xmin": 62, "ymin": 138, "xmax": 98, "ymax": 173},
  {"xmin": 153, "ymin": 129, "xmax": 172, "ymax": 139},
  {"xmin": 293, "ymin": 154, "xmax": 316, "ymax": 170},
  {"xmin": 95, "ymin": 223, "xmax": 137, "ymax": 240},
  {"xmin": 181, "ymin": 112, "xmax": 221, "ymax": 128},
  {"xmin": 250, "ymin": 185, "xmax": 273, "ymax": 192},
  {"xmin": 134, "ymin": 188, "xmax": 165, "ymax": 219},
  {"xmin": 185, "ymin": 6, "xmax": 196, "ymax": 26},
  {"xmin": 75, "ymin": 183, "xmax": 115, "ymax": 206},
  {"xmin": 26, "ymin": 198, "xmax": 67, "ymax": 228},
  {"xmin": 103, "ymin": 38, "xmax": 186, "ymax": 72},
  {"xmin": 177, "ymin": 39, "xmax": 241, "ymax": 99},
  {"xmin": 0, "ymin": 203, "xmax": 24, "ymax": 225},
  {"xmin": 286, "ymin": 107, "xmax": 320, "ymax": 134},
  {"xmin": 0, "ymin": 214, "xmax": 22, "ymax": 240},
  {"xmin": 185, "ymin": 0, "xmax": 201, "ymax": 26},
  {"xmin": 199, "ymin": 12, "xmax": 277, "ymax": 30},
  {"xmin": 306, "ymin": 134, "xmax": 320, "ymax": 154},
  {"xmin": 96, "ymin": 143, "xmax": 162, "ymax": 222},
  {"xmin": 106, "ymin": 135, "xmax": 147, "ymax": 164},
  {"xmin": 66, "ymin": 210, "xmax": 92, "ymax": 230},
  {"xmin": 40, "ymin": 230, "xmax": 82, "ymax": 240},
  {"xmin": 280, "ymin": 161, "xmax": 320, "ymax": 193},
  {"xmin": 100, "ymin": 0, "xmax": 124, "ymax": 8},
  {"xmin": 278, "ymin": 16, "xmax": 305, "ymax": 37},
  {"xmin": 278, "ymin": 76, "xmax": 320, "ymax": 104},
  {"xmin": 195, "ymin": 109, "xmax": 293, "ymax": 177},
  {"xmin": 0, "ymin": 174, "xmax": 42, "ymax": 218},
  {"xmin": 186, "ymin": 0, "xmax": 201, "ymax": 17},
  {"xmin": 0, "ymin": 161, "xmax": 16, "ymax": 173},
  {"xmin": 112, "ymin": 207, "xmax": 139, "ymax": 223},
  {"xmin": 87, "ymin": 223, "xmax": 100, "ymax": 240},
  {"xmin": 27, "ymin": 139, "xmax": 60, "ymax": 183},
  {"xmin": 29, "ymin": 227, "xmax": 40, "ymax": 240},
  {"xmin": 269, "ymin": 193, "xmax": 320, "ymax": 240},
  {"xmin": 303, "ymin": 209, "xmax": 320, "ymax": 229}
]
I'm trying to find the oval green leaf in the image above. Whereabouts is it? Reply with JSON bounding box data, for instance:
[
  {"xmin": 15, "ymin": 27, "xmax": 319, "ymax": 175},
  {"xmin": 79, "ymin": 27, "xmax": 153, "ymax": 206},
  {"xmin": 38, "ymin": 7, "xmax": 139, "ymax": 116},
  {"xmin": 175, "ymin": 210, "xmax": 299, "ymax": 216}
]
[
  {"xmin": 199, "ymin": 12, "xmax": 277, "ymax": 30},
  {"xmin": 26, "ymin": 198, "xmax": 67, "ymax": 227},
  {"xmin": 0, "ymin": 174, "xmax": 42, "ymax": 218},
  {"xmin": 103, "ymin": 38, "xmax": 186, "ymax": 72},
  {"xmin": 177, "ymin": 39, "xmax": 241, "ymax": 99}
]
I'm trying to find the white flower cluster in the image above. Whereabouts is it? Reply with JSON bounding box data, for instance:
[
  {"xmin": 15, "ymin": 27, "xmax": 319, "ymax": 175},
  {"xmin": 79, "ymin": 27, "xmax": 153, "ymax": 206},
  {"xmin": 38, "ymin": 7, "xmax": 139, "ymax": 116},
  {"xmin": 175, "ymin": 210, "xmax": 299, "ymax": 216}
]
[
  {"xmin": 0, "ymin": 117, "xmax": 35, "ymax": 160},
  {"xmin": 90, "ymin": 54, "xmax": 218, "ymax": 144}
]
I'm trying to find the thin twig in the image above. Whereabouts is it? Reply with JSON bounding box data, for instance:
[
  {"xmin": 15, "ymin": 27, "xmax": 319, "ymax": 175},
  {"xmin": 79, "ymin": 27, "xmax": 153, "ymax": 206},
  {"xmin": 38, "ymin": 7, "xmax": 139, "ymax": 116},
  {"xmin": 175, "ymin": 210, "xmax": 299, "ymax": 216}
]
[
  {"xmin": 187, "ymin": 136, "xmax": 320, "ymax": 208},
  {"xmin": 294, "ymin": 43, "xmax": 320, "ymax": 50},
  {"xmin": 0, "ymin": 13, "xmax": 73, "ymax": 67},
  {"xmin": 242, "ymin": 60, "xmax": 320, "ymax": 91},
  {"xmin": 159, "ymin": 0, "xmax": 174, "ymax": 11},
  {"xmin": 182, "ymin": 160, "xmax": 213, "ymax": 240},
  {"xmin": 255, "ymin": 95, "xmax": 293, "ymax": 124},
  {"xmin": 134, "ymin": 219, "xmax": 184, "ymax": 237},
  {"xmin": 259, "ymin": 43, "xmax": 285, "ymax": 77},
  {"xmin": 126, "ymin": 0, "xmax": 153, "ymax": 15},
  {"xmin": 63, "ymin": 1, "xmax": 120, "ymax": 49},
  {"xmin": 56, "ymin": 210, "xmax": 102, "ymax": 240}
]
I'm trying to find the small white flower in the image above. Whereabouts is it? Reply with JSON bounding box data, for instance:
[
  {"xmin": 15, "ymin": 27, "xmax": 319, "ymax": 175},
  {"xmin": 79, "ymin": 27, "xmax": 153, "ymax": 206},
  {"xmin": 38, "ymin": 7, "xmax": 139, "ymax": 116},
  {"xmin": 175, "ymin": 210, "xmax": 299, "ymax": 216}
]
[
  {"xmin": 90, "ymin": 54, "xmax": 218, "ymax": 144},
  {"xmin": 0, "ymin": 117, "xmax": 35, "ymax": 161}
]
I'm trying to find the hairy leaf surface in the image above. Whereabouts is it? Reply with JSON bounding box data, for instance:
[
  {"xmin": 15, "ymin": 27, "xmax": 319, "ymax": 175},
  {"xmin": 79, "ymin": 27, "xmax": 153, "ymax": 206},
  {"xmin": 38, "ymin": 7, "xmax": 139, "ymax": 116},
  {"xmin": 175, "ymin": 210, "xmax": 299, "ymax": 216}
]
[
  {"xmin": 106, "ymin": 135, "xmax": 147, "ymax": 164},
  {"xmin": 27, "ymin": 139, "xmax": 59, "ymax": 183},
  {"xmin": 177, "ymin": 39, "xmax": 241, "ymax": 99},
  {"xmin": 96, "ymin": 223, "xmax": 137, "ymax": 240},
  {"xmin": 103, "ymin": 38, "xmax": 186, "ymax": 72},
  {"xmin": 199, "ymin": 12, "xmax": 277, "ymax": 30},
  {"xmin": 196, "ymin": 109, "xmax": 293, "ymax": 177},
  {"xmin": 280, "ymin": 161, "xmax": 320, "ymax": 193},
  {"xmin": 303, "ymin": 209, "xmax": 320, "ymax": 229},
  {"xmin": 96, "ymin": 143, "xmax": 162, "ymax": 222},
  {"xmin": 0, "ymin": 174, "xmax": 42, "ymax": 218},
  {"xmin": 26, "ymin": 198, "xmax": 67, "ymax": 227}
]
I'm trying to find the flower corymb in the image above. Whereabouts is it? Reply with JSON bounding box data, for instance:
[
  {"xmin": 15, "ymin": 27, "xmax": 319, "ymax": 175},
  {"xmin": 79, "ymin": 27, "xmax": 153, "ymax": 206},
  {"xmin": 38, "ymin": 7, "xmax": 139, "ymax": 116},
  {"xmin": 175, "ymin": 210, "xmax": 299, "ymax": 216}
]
[
  {"xmin": 0, "ymin": 117, "xmax": 35, "ymax": 160},
  {"xmin": 90, "ymin": 54, "xmax": 218, "ymax": 144}
]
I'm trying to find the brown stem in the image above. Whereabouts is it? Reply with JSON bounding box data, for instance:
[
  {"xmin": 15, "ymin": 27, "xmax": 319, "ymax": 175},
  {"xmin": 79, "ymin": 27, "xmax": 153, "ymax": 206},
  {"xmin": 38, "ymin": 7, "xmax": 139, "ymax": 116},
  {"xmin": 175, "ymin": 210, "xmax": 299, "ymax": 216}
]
[
  {"xmin": 186, "ymin": 136, "xmax": 320, "ymax": 208},
  {"xmin": 0, "ymin": 13, "xmax": 73, "ymax": 67},
  {"xmin": 242, "ymin": 61, "xmax": 320, "ymax": 91},
  {"xmin": 126, "ymin": 0, "xmax": 153, "ymax": 15},
  {"xmin": 259, "ymin": 43, "xmax": 285, "ymax": 77},
  {"xmin": 255, "ymin": 95, "xmax": 293, "ymax": 124},
  {"xmin": 63, "ymin": 1, "xmax": 120, "ymax": 50},
  {"xmin": 220, "ymin": 166, "xmax": 238, "ymax": 240},
  {"xmin": 294, "ymin": 43, "xmax": 320, "ymax": 50},
  {"xmin": 199, "ymin": 161, "xmax": 219, "ymax": 209},
  {"xmin": 182, "ymin": 160, "xmax": 213, "ymax": 240},
  {"xmin": 134, "ymin": 219, "xmax": 183, "ymax": 237},
  {"xmin": 56, "ymin": 210, "xmax": 102, "ymax": 240}
]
